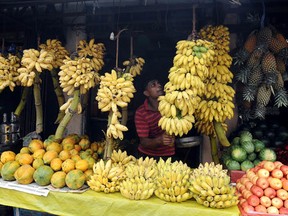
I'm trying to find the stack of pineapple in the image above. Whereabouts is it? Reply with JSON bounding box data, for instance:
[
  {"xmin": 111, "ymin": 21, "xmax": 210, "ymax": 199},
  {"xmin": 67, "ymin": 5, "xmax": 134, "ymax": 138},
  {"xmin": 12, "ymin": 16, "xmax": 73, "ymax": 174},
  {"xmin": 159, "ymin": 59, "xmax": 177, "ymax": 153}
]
[{"xmin": 234, "ymin": 25, "xmax": 288, "ymax": 120}]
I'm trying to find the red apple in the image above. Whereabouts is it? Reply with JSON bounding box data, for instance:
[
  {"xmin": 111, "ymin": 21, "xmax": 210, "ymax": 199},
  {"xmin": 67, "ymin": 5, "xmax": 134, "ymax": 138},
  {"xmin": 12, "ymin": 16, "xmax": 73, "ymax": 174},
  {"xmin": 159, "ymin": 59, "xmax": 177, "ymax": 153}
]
[
  {"xmin": 245, "ymin": 181, "xmax": 254, "ymax": 190},
  {"xmin": 257, "ymin": 168, "xmax": 270, "ymax": 178},
  {"xmin": 247, "ymin": 170, "xmax": 256, "ymax": 180},
  {"xmin": 284, "ymin": 200, "xmax": 288, "ymax": 208},
  {"xmin": 280, "ymin": 165, "xmax": 288, "ymax": 175},
  {"xmin": 263, "ymin": 161, "xmax": 276, "ymax": 172},
  {"xmin": 271, "ymin": 168, "xmax": 284, "ymax": 179},
  {"xmin": 247, "ymin": 194, "xmax": 260, "ymax": 207},
  {"xmin": 279, "ymin": 207, "xmax": 288, "ymax": 214},
  {"xmin": 240, "ymin": 177, "xmax": 250, "ymax": 185},
  {"xmin": 255, "ymin": 205, "xmax": 267, "ymax": 213},
  {"xmin": 251, "ymin": 176, "xmax": 259, "ymax": 185},
  {"xmin": 271, "ymin": 197, "xmax": 284, "ymax": 209},
  {"xmin": 243, "ymin": 190, "xmax": 253, "ymax": 200},
  {"xmin": 267, "ymin": 206, "xmax": 279, "ymax": 214},
  {"xmin": 243, "ymin": 205, "xmax": 254, "ymax": 213},
  {"xmin": 264, "ymin": 187, "xmax": 277, "ymax": 199},
  {"xmin": 282, "ymin": 179, "xmax": 288, "ymax": 191},
  {"xmin": 269, "ymin": 178, "xmax": 283, "ymax": 190},
  {"xmin": 256, "ymin": 177, "xmax": 270, "ymax": 189},
  {"xmin": 260, "ymin": 196, "xmax": 272, "ymax": 208},
  {"xmin": 251, "ymin": 185, "xmax": 264, "ymax": 197},
  {"xmin": 277, "ymin": 189, "xmax": 288, "ymax": 200},
  {"xmin": 274, "ymin": 161, "xmax": 283, "ymax": 168}
]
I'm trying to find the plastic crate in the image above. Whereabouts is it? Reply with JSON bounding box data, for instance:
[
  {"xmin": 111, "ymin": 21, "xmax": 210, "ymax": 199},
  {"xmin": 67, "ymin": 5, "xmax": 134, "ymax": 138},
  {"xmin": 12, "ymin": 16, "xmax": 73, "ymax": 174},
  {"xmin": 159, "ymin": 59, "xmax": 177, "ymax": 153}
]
[{"xmin": 230, "ymin": 170, "xmax": 245, "ymax": 183}]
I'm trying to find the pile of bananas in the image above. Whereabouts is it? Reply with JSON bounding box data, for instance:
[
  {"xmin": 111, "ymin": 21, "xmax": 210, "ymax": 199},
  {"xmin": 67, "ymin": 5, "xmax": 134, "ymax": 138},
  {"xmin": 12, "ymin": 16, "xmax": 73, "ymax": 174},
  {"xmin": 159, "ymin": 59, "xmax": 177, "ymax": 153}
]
[
  {"xmin": 96, "ymin": 70, "xmax": 135, "ymax": 140},
  {"xmin": 158, "ymin": 39, "xmax": 214, "ymax": 137},
  {"xmin": 39, "ymin": 39, "xmax": 69, "ymax": 68},
  {"xmin": 119, "ymin": 157, "xmax": 157, "ymax": 200},
  {"xmin": 87, "ymin": 159, "xmax": 126, "ymax": 193},
  {"xmin": 154, "ymin": 158, "xmax": 193, "ymax": 203},
  {"xmin": 189, "ymin": 162, "xmax": 239, "ymax": 208},
  {"xmin": 193, "ymin": 25, "xmax": 235, "ymax": 137},
  {"xmin": 77, "ymin": 39, "xmax": 105, "ymax": 72},
  {"xmin": 58, "ymin": 57, "xmax": 99, "ymax": 95},
  {"xmin": 17, "ymin": 49, "xmax": 54, "ymax": 87},
  {"xmin": 0, "ymin": 54, "xmax": 20, "ymax": 91},
  {"xmin": 110, "ymin": 149, "xmax": 136, "ymax": 167},
  {"xmin": 122, "ymin": 57, "xmax": 145, "ymax": 77}
]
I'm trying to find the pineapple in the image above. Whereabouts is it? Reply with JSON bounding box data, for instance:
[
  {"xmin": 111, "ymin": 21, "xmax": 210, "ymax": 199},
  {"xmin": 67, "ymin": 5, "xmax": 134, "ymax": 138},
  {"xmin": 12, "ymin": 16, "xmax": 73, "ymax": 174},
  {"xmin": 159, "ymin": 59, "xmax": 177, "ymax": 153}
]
[
  {"xmin": 261, "ymin": 52, "xmax": 277, "ymax": 73},
  {"xmin": 247, "ymin": 48, "xmax": 264, "ymax": 69},
  {"xmin": 254, "ymin": 104, "xmax": 266, "ymax": 120},
  {"xmin": 244, "ymin": 30, "xmax": 258, "ymax": 53},
  {"xmin": 256, "ymin": 26, "xmax": 272, "ymax": 48},
  {"xmin": 275, "ymin": 56, "xmax": 286, "ymax": 74},
  {"xmin": 269, "ymin": 37, "xmax": 288, "ymax": 54},
  {"xmin": 256, "ymin": 84, "xmax": 272, "ymax": 106},
  {"xmin": 272, "ymin": 71, "xmax": 284, "ymax": 91},
  {"xmin": 247, "ymin": 66, "xmax": 263, "ymax": 87},
  {"xmin": 243, "ymin": 85, "xmax": 257, "ymax": 102},
  {"xmin": 235, "ymin": 67, "xmax": 250, "ymax": 83},
  {"xmin": 274, "ymin": 88, "xmax": 288, "ymax": 108}
]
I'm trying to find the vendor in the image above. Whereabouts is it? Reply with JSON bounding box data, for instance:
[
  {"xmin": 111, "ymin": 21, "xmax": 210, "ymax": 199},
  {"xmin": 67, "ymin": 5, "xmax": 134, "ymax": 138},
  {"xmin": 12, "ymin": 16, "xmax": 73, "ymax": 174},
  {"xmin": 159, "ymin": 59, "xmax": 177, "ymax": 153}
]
[{"xmin": 134, "ymin": 79, "xmax": 175, "ymax": 161}]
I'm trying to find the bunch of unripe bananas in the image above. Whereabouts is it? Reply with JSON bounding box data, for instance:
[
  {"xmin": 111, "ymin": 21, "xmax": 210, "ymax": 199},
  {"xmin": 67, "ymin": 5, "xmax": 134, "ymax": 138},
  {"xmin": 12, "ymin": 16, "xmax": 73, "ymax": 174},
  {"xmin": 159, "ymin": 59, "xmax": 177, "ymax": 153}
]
[
  {"xmin": 39, "ymin": 39, "xmax": 69, "ymax": 68},
  {"xmin": 0, "ymin": 54, "xmax": 20, "ymax": 91},
  {"xmin": 158, "ymin": 39, "xmax": 214, "ymax": 137},
  {"xmin": 87, "ymin": 159, "xmax": 126, "ymax": 193},
  {"xmin": 58, "ymin": 57, "xmax": 99, "ymax": 95},
  {"xmin": 77, "ymin": 39, "xmax": 105, "ymax": 72},
  {"xmin": 96, "ymin": 70, "xmax": 136, "ymax": 140},
  {"xmin": 154, "ymin": 158, "xmax": 193, "ymax": 203},
  {"xmin": 189, "ymin": 162, "xmax": 239, "ymax": 208},
  {"xmin": 17, "ymin": 49, "xmax": 54, "ymax": 87},
  {"xmin": 119, "ymin": 157, "xmax": 157, "ymax": 200},
  {"xmin": 122, "ymin": 57, "xmax": 145, "ymax": 77}
]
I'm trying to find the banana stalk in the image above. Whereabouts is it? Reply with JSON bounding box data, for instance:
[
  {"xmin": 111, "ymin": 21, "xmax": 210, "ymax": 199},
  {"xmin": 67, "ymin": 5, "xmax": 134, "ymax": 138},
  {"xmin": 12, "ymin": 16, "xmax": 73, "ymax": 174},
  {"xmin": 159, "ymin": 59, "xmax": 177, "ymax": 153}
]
[
  {"xmin": 213, "ymin": 121, "xmax": 231, "ymax": 147},
  {"xmin": 209, "ymin": 135, "xmax": 219, "ymax": 164},
  {"xmin": 14, "ymin": 87, "xmax": 31, "ymax": 117},
  {"xmin": 103, "ymin": 110, "xmax": 114, "ymax": 160},
  {"xmin": 34, "ymin": 72, "xmax": 43, "ymax": 134},
  {"xmin": 51, "ymin": 68, "xmax": 65, "ymax": 124},
  {"xmin": 54, "ymin": 89, "xmax": 80, "ymax": 140}
]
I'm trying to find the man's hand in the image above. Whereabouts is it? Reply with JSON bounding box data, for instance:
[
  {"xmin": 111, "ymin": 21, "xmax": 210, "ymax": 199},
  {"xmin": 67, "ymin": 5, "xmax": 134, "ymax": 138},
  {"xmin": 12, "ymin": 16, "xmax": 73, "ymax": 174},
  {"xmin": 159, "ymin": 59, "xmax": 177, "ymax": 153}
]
[{"xmin": 162, "ymin": 133, "xmax": 175, "ymax": 147}]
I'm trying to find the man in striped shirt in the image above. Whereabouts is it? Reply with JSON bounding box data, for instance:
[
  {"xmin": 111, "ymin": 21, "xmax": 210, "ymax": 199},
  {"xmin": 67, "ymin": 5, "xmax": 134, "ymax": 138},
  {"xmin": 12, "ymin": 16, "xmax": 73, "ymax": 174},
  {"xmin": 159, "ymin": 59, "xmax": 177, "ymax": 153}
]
[{"xmin": 135, "ymin": 79, "xmax": 175, "ymax": 161}]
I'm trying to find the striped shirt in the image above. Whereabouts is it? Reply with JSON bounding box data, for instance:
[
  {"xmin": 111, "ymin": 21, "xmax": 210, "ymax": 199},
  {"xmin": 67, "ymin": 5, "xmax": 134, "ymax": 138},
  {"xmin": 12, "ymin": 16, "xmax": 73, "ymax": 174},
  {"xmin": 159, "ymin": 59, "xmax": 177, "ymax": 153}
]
[{"xmin": 135, "ymin": 99, "xmax": 175, "ymax": 156}]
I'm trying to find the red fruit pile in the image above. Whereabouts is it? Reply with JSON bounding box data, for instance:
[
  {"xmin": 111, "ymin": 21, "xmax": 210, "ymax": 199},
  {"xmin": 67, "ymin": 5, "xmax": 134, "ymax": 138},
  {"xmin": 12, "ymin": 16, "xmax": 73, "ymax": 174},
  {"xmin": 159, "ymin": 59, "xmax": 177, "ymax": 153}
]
[{"xmin": 236, "ymin": 160, "xmax": 288, "ymax": 215}]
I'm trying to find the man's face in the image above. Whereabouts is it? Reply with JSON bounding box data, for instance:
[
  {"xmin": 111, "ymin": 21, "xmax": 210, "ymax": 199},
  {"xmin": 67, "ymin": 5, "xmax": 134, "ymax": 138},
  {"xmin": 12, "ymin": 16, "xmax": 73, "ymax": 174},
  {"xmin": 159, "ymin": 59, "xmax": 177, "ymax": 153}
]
[{"xmin": 144, "ymin": 80, "xmax": 163, "ymax": 99}]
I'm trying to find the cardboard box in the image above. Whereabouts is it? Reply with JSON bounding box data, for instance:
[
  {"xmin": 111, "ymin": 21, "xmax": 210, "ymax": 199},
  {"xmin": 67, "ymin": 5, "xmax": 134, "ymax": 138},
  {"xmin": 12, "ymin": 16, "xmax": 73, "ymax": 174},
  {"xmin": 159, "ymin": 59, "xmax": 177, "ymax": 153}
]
[{"xmin": 230, "ymin": 170, "xmax": 245, "ymax": 183}]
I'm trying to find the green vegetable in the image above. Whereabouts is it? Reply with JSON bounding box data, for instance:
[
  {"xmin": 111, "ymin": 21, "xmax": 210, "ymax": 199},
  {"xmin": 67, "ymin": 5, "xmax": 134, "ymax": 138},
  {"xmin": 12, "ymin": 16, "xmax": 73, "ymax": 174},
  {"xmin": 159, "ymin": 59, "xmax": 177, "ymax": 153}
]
[
  {"xmin": 252, "ymin": 139, "xmax": 265, "ymax": 152},
  {"xmin": 241, "ymin": 140, "xmax": 255, "ymax": 154},
  {"xmin": 231, "ymin": 146, "xmax": 247, "ymax": 162},
  {"xmin": 247, "ymin": 152, "xmax": 257, "ymax": 161},
  {"xmin": 241, "ymin": 160, "xmax": 254, "ymax": 171},
  {"xmin": 253, "ymin": 159, "xmax": 261, "ymax": 166},
  {"xmin": 232, "ymin": 137, "xmax": 240, "ymax": 145},
  {"xmin": 239, "ymin": 131, "xmax": 253, "ymax": 143},
  {"xmin": 259, "ymin": 148, "xmax": 277, "ymax": 162}
]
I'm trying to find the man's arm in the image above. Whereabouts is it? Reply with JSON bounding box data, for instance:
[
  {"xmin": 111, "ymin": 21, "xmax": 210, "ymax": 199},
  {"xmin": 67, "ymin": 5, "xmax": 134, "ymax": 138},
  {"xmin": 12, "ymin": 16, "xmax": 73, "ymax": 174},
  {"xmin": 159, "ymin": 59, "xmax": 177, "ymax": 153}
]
[{"xmin": 139, "ymin": 133, "xmax": 175, "ymax": 149}]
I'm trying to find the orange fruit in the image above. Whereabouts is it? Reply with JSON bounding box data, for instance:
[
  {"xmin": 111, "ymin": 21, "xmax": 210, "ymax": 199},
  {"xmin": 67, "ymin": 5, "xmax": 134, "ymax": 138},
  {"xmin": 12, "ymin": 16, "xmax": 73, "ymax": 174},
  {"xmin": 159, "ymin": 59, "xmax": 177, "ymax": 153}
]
[
  {"xmin": 74, "ymin": 144, "xmax": 82, "ymax": 152},
  {"xmin": 14, "ymin": 164, "xmax": 35, "ymax": 184},
  {"xmin": 50, "ymin": 158, "xmax": 63, "ymax": 171},
  {"xmin": 78, "ymin": 138, "xmax": 90, "ymax": 150},
  {"xmin": 71, "ymin": 155, "xmax": 82, "ymax": 163},
  {"xmin": 59, "ymin": 150, "xmax": 71, "ymax": 161},
  {"xmin": 32, "ymin": 158, "xmax": 44, "ymax": 169},
  {"xmin": 90, "ymin": 142, "xmax": 98, "ymax": 152},
  {"xmin": 75, "ymin": 159, "xmax": 89, "ymax": 172},
  {"xmin": 20, "ymin": 147, "xmax": 30, "ymax": 154},
  {"xmin": 33, "ymin": 149, "xmax": 46, "ymax": 159},
  {"xmin": 62, "ymin": 159, "xmax": 75, "ymax": 173},
  {"xmin": 69, "ymin": 149, "xmax": 79, "ymax": 156},
  {"xmin": 16, "ymin": 153, "xmax": 34, "ymax": 165},
  {"xmin": 43, "ymin": 150, "xmax": 58, "ymax": 165},
  {"xmin": 84, "ymin": 169, "xmax": 93, "ymax": 182},
  {"xmin": 65, "ymin": 169, "xmax": 86, "ymax": 190},
  {"xmin": 46, "ymin": 142, "xmax": 63, "ymax": 154},
  {"xmin": 28, "ymin": 139, "xmax": 44, "ymax": 153},
  {"xmin": 51, "ymin": 171, "xmax": 66, "ymax": 188},
  {"xmin": 1, "ymin": 151, "xmax": 16, "ymax": 163}
]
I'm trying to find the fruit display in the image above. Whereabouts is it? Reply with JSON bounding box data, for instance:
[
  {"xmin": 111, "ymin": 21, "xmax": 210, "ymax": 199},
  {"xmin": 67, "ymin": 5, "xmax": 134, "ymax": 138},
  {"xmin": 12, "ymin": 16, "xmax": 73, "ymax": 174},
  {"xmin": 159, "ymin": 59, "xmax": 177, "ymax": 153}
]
[
  {"xmin": 154, "ymin": 158, "xmax": 193, "ymax": 202},
  {"xmin": 189, "ymin": 162, "xmax": 239, "ymax": 208},
  {"xmin": 234, "ymin": 25, "xmax": 288, "ymax": 120},
  {"xmin": 236, "ymin": 160, "xmax": 288, "ymax": 214},
  {"xmin": 0, "ymin": 54, "xmax": 20, "ymax": 92},
  {"xmin": 223, "ymin": 130, "xmax": 277, "ymax": 171},
  {"xmin": 0, "ymin": 134, "xmax": 105, "ymax": 190}
]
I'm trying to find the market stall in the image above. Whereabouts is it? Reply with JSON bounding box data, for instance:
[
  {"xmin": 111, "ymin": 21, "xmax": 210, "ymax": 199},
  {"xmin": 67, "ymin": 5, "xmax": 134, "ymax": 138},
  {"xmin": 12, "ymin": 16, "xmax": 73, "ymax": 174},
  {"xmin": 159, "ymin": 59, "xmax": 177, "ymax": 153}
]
[{"xmin": 0, "ymin": 188, "xmax": 240, "ymax": 216}]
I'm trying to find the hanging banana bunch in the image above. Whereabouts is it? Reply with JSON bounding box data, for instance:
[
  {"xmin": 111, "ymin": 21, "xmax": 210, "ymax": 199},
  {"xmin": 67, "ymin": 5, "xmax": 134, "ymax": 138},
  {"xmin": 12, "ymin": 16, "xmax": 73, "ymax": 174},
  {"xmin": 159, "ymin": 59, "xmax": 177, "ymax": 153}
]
[
  {"xmin": 39, "ymin": 39, "xmax": 70, "ymax": 124},
  {"xmin": 122, "ymin": 57, "xmax": 145, "ymax": 77},
  {"xmin": 96, "ymin": 69, "xmax": 135, "ymax": 141},
  {"xmin": 158, "ymin": 38, "xmax": 215, "ymax": 137},
  {"xmin": 0, "ymin": 54, "xmax": 21, "ymax": 92},
  {"xmin": 195, "ymin": 25, "xmax": 235, "ymax": 149}
]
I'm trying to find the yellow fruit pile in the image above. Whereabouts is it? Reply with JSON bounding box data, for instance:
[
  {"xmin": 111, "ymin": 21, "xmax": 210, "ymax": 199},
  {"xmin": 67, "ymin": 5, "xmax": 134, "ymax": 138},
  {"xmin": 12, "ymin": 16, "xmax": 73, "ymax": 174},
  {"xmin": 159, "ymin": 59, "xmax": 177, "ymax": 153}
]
[
  {"xmin": 0, "ymin": 134, "xmax": 104, "ymax": 190},
  {"xmin": 122, "ymin": 57, "xmax": 145, "ymax": 77},
  {"xmin": 0, "ymin": 54, "xmax": 20, "ymax": 91}
]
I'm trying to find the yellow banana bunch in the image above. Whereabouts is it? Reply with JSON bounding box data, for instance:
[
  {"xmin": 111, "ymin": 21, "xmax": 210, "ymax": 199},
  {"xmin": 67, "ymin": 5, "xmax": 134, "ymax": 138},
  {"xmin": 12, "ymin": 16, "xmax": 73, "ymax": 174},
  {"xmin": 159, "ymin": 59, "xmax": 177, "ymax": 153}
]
[
  {"xmin": 17, "ymin": 68, "xmax": 36, "ymax": 87},
  {"xmin": 158, "ymin": 115, "xmax": 194, "ymax": 136},
  {"xmin": 21, "ymin": 48, "xmax": 54, "ymax": 72},
  {"xmin": 123, "ymin": 57, "xmax": 145, "ymax": 77},
  {"xmin": 154, "ymin": 158, "xmax": 193, "ymax": 203},
  {"xmin": 0, "ymin": 54, "xmax": 21, "ymax": 91},
  {"xmin": 125, "ymin": 161, "xmax": 158, "ymax": 181},
  {"xmin": 110, "ymin": 149, "xmax": 136, "ymax": 166},
  {"xmin": 39, "ymin": 39, "xmax": 69, "ymax": 68},
  {"xmin": 189, "ymin": 162, "xmax": 239, "ymax": 208},
  {"xmin": 59, "ymin": 97, "xmax": 83, "ymax": 114},
  {"xmin": 87, "ymin": 159, "xmax": 125, "ymax": 193},
  {"xmin": 77, "ymin": 39, "xmax": 105, "ymax": 71},
  {"xmin": 96, "ymin": 69, "xmax": 135, "ymax": 112},
  {"xmin": 136, "ymin": 156, "xmax": 156, "ymax": 168},
  {"xmin": 58, "ymin": 57, "xmax": 99, "ymax": 95},
  {"xmin": 120, "ymin": 176, "xmax": 155, "ymax": 200}
]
